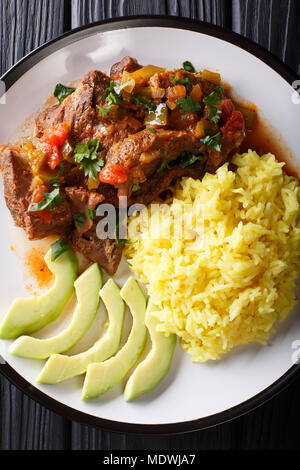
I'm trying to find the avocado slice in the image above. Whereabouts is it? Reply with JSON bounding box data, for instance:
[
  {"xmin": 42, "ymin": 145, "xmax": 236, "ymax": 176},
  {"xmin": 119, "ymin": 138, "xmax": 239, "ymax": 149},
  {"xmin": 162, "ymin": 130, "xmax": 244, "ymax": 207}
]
[
  {"xmin": 9, "ymin": 263, "xmax": 102, "ymax": 359},
  {"xmin": 37, "ymin": 278, "xmax": 125, "ymax": 383},
  {"xmin": 0, "ymin": 249, "xmax": 78, "ymax": 339},
  {"xmin": 124, "ymin": 300, "xmax": 176, "ymax": 401},
  {"xmin": 82, "ymin": 277, "xmax": 147, "ymax": 400}
]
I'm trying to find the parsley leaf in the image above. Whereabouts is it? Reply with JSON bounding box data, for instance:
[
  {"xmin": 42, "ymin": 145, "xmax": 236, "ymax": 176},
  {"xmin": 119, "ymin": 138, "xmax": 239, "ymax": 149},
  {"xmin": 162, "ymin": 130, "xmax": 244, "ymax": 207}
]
[
  {"xmin": 75, "ymin": 213, "xmax": 85, "ymax": 227},
  {"xmin": 101, "ymin": 81, "xmax": 124, "ymax": 106},
  {"xmin": 73, "ymin": 139, "xmax": 105, "ymax": 179},
  {"xmin": 200, "ymin": 131, "xmax": 222, "ymax": 152},
  {"xmin": 214, "ymin": 85, "xmax": 225, "ymax": 94},
  {"xmin": 51, "ymin": 238, "xmax": 71, "ymax": 262},
  {"xmin": 133, "ymin": 96, "xmax": 156, "ymax": 111},
  {"xmin": 179, "ymin": 152, "xmax": 203, "ymax": 168},
  {"xmin": 54, "ymin": 84, "xmax": 75, "ymax": 103},
  {"xmin": 131, "ymin": 184, "xmax": 141, "ymax": 192},
  {"xmin": 175, "ymin": 96, "xmax": 202, "ymax": 113},
  {"xmin": 203, "ymin": 92, "xmax": 222, "ymax": 123},
  {"xmin": 101, "ymin": 81, "xmax": 115, "ymax": 100},
  {"xmin": 88, "ymin": 208, "xmax": 96, "ymax": 220},
  {"xmin": 173, "ymin": 75, "xmax": 192, "ymax": 91},
  {"xmin": 147, "ymin": 128, "xmax": 157, "ymax": 133},
  {"xmin": 157, "ymin": 150, "xmax": 170, "ymax": 175},
  {"xmin": 182, "ymin": 61, "xmax": 196, "ymax": 73},
  {"xmin": 49, "ymin": 162, "xmax": 65, "ymax": 187},
  {"xmin": 106, "ymin": 92, "xmax": 124, "ymax": 106},
  {"xmin": 30, "ymin": 187, "xmax": 63, "ymax": 212},
  {"xmin": 96, "ymin": 104, "xmax": 112, "ymax": 119}
]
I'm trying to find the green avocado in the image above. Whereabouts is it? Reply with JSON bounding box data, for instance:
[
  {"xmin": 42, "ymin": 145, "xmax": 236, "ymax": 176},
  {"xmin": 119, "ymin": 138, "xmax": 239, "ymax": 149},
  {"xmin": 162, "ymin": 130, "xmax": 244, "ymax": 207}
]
[
  {"xmin": 124, "ymin": 299, "xmax": 176, "ymax": 401},
  {"xmin": 0, "ymin": 249, "xmax": 78, "ymax": 340},
  {"xmin": 9, "ymin": 263, "xmax": 102, "ymax": 359},
  {"xmin": 37, "ymin": 278, "xmax": 125, "ymax": 384},
  {"xmin": 82, "ymin": 277, "xmax": 147, "ymax": 400}
]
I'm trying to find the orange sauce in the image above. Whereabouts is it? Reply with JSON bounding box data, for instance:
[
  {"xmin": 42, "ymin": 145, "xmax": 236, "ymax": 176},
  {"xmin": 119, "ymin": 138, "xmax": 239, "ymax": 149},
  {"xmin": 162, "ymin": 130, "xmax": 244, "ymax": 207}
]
[{"xmin": 24, "ymin": 247, "xmax": 53, "ymax": 289}]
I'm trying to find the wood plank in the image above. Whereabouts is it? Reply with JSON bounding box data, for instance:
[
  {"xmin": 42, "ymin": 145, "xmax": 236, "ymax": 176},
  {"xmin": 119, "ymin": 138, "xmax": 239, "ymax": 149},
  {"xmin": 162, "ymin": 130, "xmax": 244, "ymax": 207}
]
[
  {"xmin": 0, "ymin": 0, "xmax": 71, "ymax": 450},
  {"xmin": 71, "ymin": 0, "xmax": 230, "ymax": 29},
  {"xmin": 0, "ymin": 0, "xmax": 67, "ymax": 75},
  {"xmin": 232, "ymin": 0, "xmax": 300, "ymax": 74}
]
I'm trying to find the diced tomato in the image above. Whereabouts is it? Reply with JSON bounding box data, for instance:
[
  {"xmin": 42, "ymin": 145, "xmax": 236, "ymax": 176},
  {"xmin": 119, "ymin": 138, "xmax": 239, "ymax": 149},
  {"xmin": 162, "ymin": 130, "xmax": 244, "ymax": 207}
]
[
  {"xmin": 39, "ymin": 122, "xmax": 69, "ymax": 170},
  {"xmin": 99, "ymin": 165, "xmax": 130, "ymax": 185},
  {"xmin": 31, "ymin": 184, "xmax": 53, "ymax": 224},
  {"xmin": 220, "ymin": 99, "xmax": 235, "ymax": 122},
  {"xmin": 221, "ymin": 110, "xmax": 245, "ymax": 140},
  {"xmin": 41, "ymin": 122, "xmax": 69, "ymax": 147}
]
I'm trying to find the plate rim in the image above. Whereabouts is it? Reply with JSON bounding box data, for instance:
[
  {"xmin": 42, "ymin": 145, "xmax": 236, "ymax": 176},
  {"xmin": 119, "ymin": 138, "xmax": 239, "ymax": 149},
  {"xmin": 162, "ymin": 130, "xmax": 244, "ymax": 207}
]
[{"xmin": 0, "ymin": 15, "xmax": 299, "ymax": 435}]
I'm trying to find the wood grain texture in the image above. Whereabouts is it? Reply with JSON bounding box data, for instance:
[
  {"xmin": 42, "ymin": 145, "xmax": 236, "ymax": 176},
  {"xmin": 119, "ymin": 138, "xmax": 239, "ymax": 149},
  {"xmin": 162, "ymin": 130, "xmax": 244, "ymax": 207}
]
[
  {"xmin": 1, "ymin": 0, "xmax": 300, "ymax": 451},
  {"xmin": 232, "ymin": 0, "xmax": 300, "ymax": 74},
  {"xmin": 71, "ymin": 0, "xmax": 230, "ymax": 28},
  {"xmin": 0, "ymin": 0, "xmax": 70, "ymax": 451}
]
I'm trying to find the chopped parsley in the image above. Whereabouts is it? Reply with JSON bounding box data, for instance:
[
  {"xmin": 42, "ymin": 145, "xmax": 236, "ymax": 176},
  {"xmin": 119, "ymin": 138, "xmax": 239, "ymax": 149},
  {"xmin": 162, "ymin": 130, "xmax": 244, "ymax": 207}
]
[
  {"xmin": 147, "ymin": 128, "xmax": 157, "ymax": 133},
  {"xmin": 101, "ymin": 81, "xmax": 124, "ymax": 106},
  {"xmin": 175, "ymin": 96, "xmax": 202, "ymax": 113},
  {"xmin": 75, "ymin": 212, "xmax": 86, "ymax": 227},
  {"xmin": 88, "ymin": 208, "xmax": 96, "ymax": 220},
  {"xmin": 96, "ymin": 104, "xmax": 112, "ymax": 119},
  {"xmin": 133, "ymin": 96, "xmax": 156, "ymax": 111},
  {"xmin": 203, "ymin": 92, "xmax": 222, "ymax": 124},
  {"xmin": 49, "ymin": 162, "xmax": 65, "ymax": 187},
  {"xmin": 179, "ymin": 152, "xmax": 203, "ymax": 168},
  {"xmin": 200, "ymin": 131, "xmax": 222, "ymax": 152},
  {"xmin": 157, "ymin": 150, "xmax": 170, "ymax": 175},
  {"xmin": 173, "ymin": 75, "xmax": 192, "ymax": 91},
  {"xmin": 54, "ymin": 84, "xmax": 76, "ymax": 103},
  {"xmin": 51, "ymin": 238, "xmax": 71, "ymax": 261},
  {"xmin": 73, "ymin": 139, "xmax": 104, "ymax": 179},
  {"xmin": 214, "ymin": 85, "xmax": 225, "ymax": 95},
  {"xmin": 182, "ymin": 61, "xmax": 196, "ymax": 73},
  {"xmin": 131, "ymin": 184, "xmax": 141, "ymax": 192},
  {"xmin": 30, "ymin": 187, "xmax": 63, "ymax": 212}
]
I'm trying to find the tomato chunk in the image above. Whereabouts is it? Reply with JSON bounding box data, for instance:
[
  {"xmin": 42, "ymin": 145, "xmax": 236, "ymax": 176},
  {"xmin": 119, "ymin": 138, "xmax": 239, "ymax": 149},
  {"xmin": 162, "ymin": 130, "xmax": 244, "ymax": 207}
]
[
  {"xmin": 99, "ymin": 165, "xmax": 129, "ymax": 185},
  {"xmin": 31, "ymin": 185, "xmax": 53, "ymax": 224},
  {"xmin": 221, "ymin": 110, "xmax": 245, "ymax": 140},
  {"xmin": 220, "ymin": 99, "xmax": 235, "ymax": 122},
  {"xmin": 41, "ymin": 122, "xmax": 69, "ymax": 147},
  {"xmin": 39, "ymin": 122, "xmax": 69, "ymax": 170}
]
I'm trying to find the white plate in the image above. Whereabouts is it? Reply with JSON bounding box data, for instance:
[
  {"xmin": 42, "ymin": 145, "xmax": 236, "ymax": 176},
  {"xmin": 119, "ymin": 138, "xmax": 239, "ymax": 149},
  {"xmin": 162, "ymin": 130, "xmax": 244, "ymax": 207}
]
[{"xmin": 0, "ymin": 17, "xmax": 299, "ymax": 434}]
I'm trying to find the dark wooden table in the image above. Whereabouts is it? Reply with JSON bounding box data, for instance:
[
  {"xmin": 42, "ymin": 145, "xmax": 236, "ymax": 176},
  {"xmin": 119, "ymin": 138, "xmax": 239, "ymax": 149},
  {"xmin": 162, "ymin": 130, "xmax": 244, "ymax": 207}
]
[{"xmin": 0, "ymin": 0, "xmax": 300, "ymax": 450}]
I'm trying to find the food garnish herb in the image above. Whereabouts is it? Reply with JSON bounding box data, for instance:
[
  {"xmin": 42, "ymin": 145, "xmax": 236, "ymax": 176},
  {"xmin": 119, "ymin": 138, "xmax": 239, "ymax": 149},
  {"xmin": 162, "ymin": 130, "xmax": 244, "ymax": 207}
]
[
  {"xmin": 175, "ymin": 96, "xmax": 202, "ymax": 113},
  {"xmin": 73, "ymin": 139, "xmax": 104, "ymax": 179},
  {"xmin": 157, "ymin": 150, "xmax": 170, "ymax": 175},
  {"xmin": 30, "ymin": 187, "xmax": 63, "ymax": 212},
  {"xmin": 173, "ymin": 75, "xmax": 192, "ymax": 91},
  {"xmin": 96, "ymin": 104, "xmax": 112, "ymax": 119},
  {"xmin": 131, "ymin": 184, "xmax": 141, "ymax": 192},
  {"xmin": 200, "ymin": 131, "xmax": 222, "ymax": 152},
  {"xmin": 101, "ymin": 81, "xmax": 124, "ymax": 106},
  {"xmin": 133, "ymin": 96, "xmax": 156, "ymax": 111},
  {"xmin": 203, "ymin": 92, "xmax": 222, "ymax": 124},
  {"xmin": 88, "ymin": 209, "xmax": 96, "ymax": 220},
  {"xmin": 179, "ymin": 152, "xmax": 203, "ymax": 168},
  {"xmin": 54, "ymin": 84, "xmax": 76, "ymax": 103},
  {"xmin": 214, "ymin": 85, "xmax": 225, "ymax": 95},
  {"xmin": 182, "ymin": 61, "xmax": 196, "ymax": 73}
]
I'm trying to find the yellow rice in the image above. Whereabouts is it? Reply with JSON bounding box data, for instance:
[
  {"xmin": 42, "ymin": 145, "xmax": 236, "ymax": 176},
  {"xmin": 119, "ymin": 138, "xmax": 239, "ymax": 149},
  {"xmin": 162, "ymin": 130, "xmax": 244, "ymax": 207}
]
[{"xmin": 125, "ymin": 151, "xmax": 300, "ymax": 361}]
